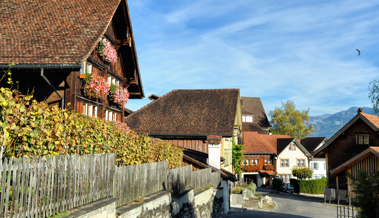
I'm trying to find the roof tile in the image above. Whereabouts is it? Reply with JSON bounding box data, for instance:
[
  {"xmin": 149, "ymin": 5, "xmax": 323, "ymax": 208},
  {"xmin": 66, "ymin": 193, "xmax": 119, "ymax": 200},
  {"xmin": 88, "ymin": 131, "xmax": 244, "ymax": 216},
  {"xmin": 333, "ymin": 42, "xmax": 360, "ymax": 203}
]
[
  {"xmin": 0, "ymin": 0, "xmax": 120, "ymax": 65},
  {"xmin": 125, "ymin": 89, "xmax": 240, "ymax": 135}
]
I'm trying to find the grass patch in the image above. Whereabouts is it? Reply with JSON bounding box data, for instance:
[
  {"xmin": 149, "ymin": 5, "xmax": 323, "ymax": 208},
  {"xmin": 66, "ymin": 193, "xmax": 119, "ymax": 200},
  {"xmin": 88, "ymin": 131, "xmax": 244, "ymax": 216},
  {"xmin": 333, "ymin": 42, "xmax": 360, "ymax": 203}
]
[{"xmin": 49, "ymin": 211, "xmax": 70, "ymax": 218}]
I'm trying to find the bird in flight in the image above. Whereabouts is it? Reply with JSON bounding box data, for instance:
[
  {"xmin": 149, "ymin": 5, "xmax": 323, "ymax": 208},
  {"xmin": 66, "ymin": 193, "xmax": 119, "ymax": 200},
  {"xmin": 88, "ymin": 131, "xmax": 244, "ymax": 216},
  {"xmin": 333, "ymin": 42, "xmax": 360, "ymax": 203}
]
[{"xmin": 356, "ymin": 49, "xmax": 360, "ymax": 56}]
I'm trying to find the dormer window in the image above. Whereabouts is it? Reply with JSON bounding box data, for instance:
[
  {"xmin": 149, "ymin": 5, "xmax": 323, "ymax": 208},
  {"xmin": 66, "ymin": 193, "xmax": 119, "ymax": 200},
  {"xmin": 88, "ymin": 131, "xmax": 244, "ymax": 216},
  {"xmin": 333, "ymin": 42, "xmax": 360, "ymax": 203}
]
[
  {"xmin": 242, "ymin": 115, "xmax": 253, "ymax": 122},
  {"xmin": 356, "ymin": 134, "xmax": 369, "ymax": 145}
]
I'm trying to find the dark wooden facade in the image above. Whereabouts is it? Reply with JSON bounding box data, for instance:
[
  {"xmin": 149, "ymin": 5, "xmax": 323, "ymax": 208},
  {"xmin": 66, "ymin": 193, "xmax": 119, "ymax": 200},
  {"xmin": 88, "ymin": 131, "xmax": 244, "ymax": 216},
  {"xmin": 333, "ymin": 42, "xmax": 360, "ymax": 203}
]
[
  {"xmin": 3, "ymin": 1, "xmax": 143, "ymax": 122},
  {"xmin": 163, "ymin": 138, "xmax": 209, "ymax": 154}
]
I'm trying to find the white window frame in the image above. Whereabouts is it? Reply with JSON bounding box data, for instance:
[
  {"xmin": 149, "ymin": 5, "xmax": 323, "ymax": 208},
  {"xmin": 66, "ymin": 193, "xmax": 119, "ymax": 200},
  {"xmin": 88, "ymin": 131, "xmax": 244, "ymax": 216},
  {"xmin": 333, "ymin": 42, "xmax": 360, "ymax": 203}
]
[
  {"xmin": 356, "ymin": 134, "xmax": 369, "ymax": 145},
  {"xmin": 88, "ymin": 105, "xmax": 93, "ymax": 117},
  {"xmin": 113, "ymin": 113, "xmax": 117, "ymax": 121},
  {"xmin": 94, "ymin": 106, "xmax": 98, "ymax": 118},
  {"xmin": 105, "ymin": 110, "xmax": 109, "ymax": 120}
]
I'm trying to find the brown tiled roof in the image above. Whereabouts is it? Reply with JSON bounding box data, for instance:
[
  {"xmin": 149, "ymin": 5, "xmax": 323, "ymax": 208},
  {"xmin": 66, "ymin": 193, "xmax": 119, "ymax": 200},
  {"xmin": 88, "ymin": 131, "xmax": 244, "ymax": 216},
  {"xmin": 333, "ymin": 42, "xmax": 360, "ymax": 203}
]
[
  {"xmin": 241, "ymin": 97, "xmax": 271, "ymax": 128},
  {"xmin": 182, "ymin": 154, "xmax": 237, "ymax": 181},
  {"xmin": 125, "ymin": 89, "xmax": 240, "ymax": 135},
  {"xmin": 0, "ymin": 0, "xmax": 120, "ymax": 65},
  {"xmin": 300, "ymin": 137, "xmax": 327, "ymax": 154},
  {"xmin": 361, "ymin": 112, "xmax": 379, "ymax": 128},
  {"xmin": 315, "ymin": 112, "xmax": 379, "ymax": 157},
  {"xmin": 242, "ymin": 123, "xmax": 267, "ymax": 134},
  {"xmin": 242, "ymin": 132, "xmax": 291, "ymax": 154}
]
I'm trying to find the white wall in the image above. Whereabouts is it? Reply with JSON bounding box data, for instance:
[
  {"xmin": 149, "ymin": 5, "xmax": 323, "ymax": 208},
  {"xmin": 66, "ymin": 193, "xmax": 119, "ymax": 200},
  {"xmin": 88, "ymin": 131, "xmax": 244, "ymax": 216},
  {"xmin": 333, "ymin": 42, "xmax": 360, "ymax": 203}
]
[
  {"xmin": 208, "ymin": 144, "xmax": 221, "ymax": 170},
  {"xmin": 276, "ymin": 142, "xmax": 309, "ymax": 182},
  {"xmin": 310, "ymin": 158, "xmax": 327, "ymax": 179}
]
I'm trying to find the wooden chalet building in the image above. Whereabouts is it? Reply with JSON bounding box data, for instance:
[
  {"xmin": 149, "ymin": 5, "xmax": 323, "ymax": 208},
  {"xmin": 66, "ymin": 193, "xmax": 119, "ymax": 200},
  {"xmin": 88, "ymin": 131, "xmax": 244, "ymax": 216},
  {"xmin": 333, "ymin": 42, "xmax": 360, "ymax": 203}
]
[
  {"xmin": 124, "ymin": 89, "xmax": 243, "ymax": 173},
  {"xmin": 314, "ymin": 108, "xmax": 379, "ymax": 199},
  {"xmin": 0, "ymin": 0, "xmax": 144, "ymax": 122}
]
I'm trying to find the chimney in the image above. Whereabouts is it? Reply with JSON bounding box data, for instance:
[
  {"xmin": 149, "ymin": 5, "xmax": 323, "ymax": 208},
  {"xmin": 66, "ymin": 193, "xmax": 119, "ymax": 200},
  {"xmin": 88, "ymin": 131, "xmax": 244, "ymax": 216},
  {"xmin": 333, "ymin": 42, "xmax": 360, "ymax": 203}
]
[
  {"xmin": 207, "ymin": 135, "xmax": 222, "ymax": 170},
  {"xmin": 358, "ymin": 107, "xmax": 363, "ymax": 113},
  {"xmin": 148, "ymin": 94, "xmax": 160, "ymax": 101}
]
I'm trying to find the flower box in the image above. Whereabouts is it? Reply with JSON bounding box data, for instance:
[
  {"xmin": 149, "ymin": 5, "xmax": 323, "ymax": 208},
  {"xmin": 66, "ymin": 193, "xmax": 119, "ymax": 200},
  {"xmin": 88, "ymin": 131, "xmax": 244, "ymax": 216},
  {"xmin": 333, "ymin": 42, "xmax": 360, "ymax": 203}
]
[
  {"xmin": 82, "ymin": 73, "xmax": 110, "ymax": 99},
  {"xmin": 98, "ymin": 38, "xmax": 117, "ymax": 65},
  {"xmin": 109, "ymin": 84, "xmax": 129, "ymax": 107}
]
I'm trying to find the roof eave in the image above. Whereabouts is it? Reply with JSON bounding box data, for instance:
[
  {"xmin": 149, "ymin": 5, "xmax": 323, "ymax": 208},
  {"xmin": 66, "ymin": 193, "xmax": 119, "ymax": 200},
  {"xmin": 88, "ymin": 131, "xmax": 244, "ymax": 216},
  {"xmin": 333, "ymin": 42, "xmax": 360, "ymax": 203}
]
[{"xmin": 314, "ymin": 114, "xmax": 379, "ymax": 157}]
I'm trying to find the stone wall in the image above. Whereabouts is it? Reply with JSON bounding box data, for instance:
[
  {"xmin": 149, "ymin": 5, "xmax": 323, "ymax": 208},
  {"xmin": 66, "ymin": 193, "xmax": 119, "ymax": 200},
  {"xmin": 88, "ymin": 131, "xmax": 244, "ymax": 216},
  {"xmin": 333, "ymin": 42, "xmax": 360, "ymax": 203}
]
[
  {"xmin": 171, "ymin": 187, "xmax": 225, "ymax": 218},
  {"xmin": 117, "ymin": 191, "xmax": 171, "ymax": 218},
  {"xmin": 65, "ymin": 198, "xmax": 118, "ymax": 218},
  {"xmin": 66, "ymin": 188, "xmax": 225, "ymax": 218}
]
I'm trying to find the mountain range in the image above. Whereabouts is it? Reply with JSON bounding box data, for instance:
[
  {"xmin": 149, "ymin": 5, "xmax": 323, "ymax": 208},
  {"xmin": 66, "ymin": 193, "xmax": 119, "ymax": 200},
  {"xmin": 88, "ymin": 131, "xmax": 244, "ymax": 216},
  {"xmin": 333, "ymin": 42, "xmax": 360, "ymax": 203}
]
[{"xmin": 309, "ymin": 107, "xmax": 378, "ymax": 139}]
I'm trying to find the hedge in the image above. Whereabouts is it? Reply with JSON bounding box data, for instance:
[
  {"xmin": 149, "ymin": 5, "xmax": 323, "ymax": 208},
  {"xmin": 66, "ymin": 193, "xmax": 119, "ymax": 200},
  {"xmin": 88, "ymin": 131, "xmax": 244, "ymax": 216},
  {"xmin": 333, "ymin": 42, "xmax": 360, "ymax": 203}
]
[{"xmin": 290, "ymin": 178, "xmax": 327, "ymax": 194}]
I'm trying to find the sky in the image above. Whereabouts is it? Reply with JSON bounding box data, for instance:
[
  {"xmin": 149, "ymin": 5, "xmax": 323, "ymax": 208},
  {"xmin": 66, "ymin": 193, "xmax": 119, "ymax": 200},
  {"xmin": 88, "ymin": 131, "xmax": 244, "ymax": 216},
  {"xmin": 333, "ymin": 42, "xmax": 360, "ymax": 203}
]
[{"xmin": 126, "ymin": 0, "xmax": 379, "ymax": 117}]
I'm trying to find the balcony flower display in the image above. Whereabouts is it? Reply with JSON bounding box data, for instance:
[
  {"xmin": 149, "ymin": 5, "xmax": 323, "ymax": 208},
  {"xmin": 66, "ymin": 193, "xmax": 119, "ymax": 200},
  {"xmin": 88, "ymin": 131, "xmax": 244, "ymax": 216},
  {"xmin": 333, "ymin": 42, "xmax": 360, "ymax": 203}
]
[
  {"xmin": 98, "ymin": 38, "xmax": 117, "ymax": 65},
  {"xmin": 242, "ymin": 164, "xmax": 262, "ymax": 172},
  {"xmin": 82, "ymin": 73, "xmax": 110, "ymax": 99},
  {"xmin": 263, "ymin": 164, "xmax": 275, "ymax": 171},
  {"xmin": 109, "ymin": 84, "xmax": 129, "ymax": 107}
]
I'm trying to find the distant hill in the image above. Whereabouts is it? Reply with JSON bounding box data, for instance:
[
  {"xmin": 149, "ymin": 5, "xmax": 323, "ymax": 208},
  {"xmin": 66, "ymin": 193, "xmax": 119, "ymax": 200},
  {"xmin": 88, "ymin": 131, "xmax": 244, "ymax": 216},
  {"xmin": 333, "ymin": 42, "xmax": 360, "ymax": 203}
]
[{"xmin": 309, "ymin": 107, "xmax": 378, "ymax": 138}]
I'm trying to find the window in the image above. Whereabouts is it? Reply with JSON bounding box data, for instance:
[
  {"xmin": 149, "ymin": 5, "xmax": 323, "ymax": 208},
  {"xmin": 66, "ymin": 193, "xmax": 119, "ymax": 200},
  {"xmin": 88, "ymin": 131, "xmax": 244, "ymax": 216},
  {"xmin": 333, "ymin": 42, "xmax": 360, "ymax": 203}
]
[
  {"xmin": 313, "ymin": 163, "xmax": 318, "ymax": 170},
  {"xmin": 113, "ymin": 113, "xmax": 117, "ymax": 121},
  {"xmin": 324, "ymin": 163, "xmax": 326, "ymax": 170},
  {"xmin": 107, "ymin": 74, "xmax": 121, "ymax": 86},
  {"xmin": 283, "ymin": 175, "xmax": 287, "ymax": 182},
  {"xmin": 82, "ymin": 103, "xmax": 97, "ymax": 118},
  {"xmin": 243, "ymin": 159, "xmax": 249, "ymax": 165},
  {"xmin": 86, "ymin": 62, "xmax": 92, "ymax": 74},
  {"xmin": 242, "ymin": 115, "xmax": 253, "ymax": 122},
  {"xmin": 265, "ymin": 159, "xmax": 268, "ymax": 164},
  {"xmin": 297, "ymin": 159, "xmax": 305, "ymax": 167},
  {"xmin": 356, "ymin": 134, "xmax": 369, "ymax": 145},
  {"xmin": 252, "ymin": 159, "xmax": 259, "ymax": 165},
  {"xmin": 81, "ymin": 61, "xmax": 92, "ymax": 75},
  {"xmin": 279, "ymin": 175, "xmax": 283, "ymax": 181},
  {"xmin": 289, "ymin": 143, "xmax": 296, "ymax": 150},
  {"xmin": 281, "ymin": 159, "xmax": 289, "ymax": 167}
]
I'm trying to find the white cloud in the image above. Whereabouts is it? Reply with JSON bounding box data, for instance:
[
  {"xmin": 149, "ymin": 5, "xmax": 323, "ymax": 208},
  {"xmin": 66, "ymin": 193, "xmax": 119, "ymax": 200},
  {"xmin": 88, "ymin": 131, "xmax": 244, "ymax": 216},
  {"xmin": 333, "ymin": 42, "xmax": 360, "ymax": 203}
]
[{"xmin": 127, "ymin": 0, "xmax": 379, "ymax": 116}]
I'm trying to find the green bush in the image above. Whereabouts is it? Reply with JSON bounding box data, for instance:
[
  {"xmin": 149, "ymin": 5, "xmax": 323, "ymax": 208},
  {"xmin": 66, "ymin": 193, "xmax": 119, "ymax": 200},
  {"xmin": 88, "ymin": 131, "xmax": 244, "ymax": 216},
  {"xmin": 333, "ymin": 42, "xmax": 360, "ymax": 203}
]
[
  {"xmin": 292, "ymin": 166, "xmax": 313, "ymax": 180},
  {"xmin": 272, "ymin": 178, "xmax": 283, "ymax": 192},
  {"xmin": 347, "ymin": 170, "xmax": 379, "ymax": 218},
  {"xmin": 291, "ymin": 178, "xmax": 327, "ymax": 194},
  {"xmin": 232, "ymin": 186, "xmax": 244, "ymax": 194}
]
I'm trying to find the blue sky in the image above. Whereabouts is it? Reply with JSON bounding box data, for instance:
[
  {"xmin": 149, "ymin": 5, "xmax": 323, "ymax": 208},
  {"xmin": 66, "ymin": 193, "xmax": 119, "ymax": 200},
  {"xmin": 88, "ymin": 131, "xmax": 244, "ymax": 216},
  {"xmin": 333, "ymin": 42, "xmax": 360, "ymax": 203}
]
[{"xmin": 126, "ymin": 0, "xmax": 379, "ymax": 116}]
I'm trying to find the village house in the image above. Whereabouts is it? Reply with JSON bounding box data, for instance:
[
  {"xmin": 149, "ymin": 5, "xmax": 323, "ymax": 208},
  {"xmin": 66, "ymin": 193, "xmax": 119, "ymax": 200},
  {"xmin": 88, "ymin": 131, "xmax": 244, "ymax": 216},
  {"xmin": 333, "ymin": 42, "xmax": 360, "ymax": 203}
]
[
  {"xmin": 0, "ymin": 0, "xmax": 144, "ymax": 122},
  {"xmin": 314, "ymin": 108, "xmax": 379, "ymax": 200},
  {"xmin": 241, "ymin": 97, "xmax": 271, "ymax": 133},
  {"xmin": 124, "ymin": 89, "xmax": 243, "ymax": 173},
  {"xmin": 242, "ymin": 132, "xmax": 312, "ymax": 186},
  {"xmin": 300, "ymin": 137, "xmax": 328, "ymax": 179}
]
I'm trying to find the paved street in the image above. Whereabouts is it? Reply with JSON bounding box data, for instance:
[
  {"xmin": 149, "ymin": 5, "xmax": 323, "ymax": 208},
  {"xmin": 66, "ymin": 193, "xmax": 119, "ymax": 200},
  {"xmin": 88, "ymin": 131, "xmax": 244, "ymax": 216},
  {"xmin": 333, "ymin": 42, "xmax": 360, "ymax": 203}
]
[{"xmin": 223, "ymin": 188, "xmax": 337, "ymax": 218}]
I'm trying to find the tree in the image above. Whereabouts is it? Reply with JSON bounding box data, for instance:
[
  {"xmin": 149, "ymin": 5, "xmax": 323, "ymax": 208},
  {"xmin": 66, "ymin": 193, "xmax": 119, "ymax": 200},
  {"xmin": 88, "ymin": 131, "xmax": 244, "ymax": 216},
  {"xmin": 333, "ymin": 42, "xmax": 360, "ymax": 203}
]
[
  {"xmin": 269, "ymin": 100, "xmax": 315, "ymax": 139},
  {"xmin": 232, "ymin": 137, "xmax": 244, "ymax": 175},
  {"xmin": 347, "ymin": 170, "xmax": 379, "ymax": 218},
  {"xmin": 291, "ymin": 166, "xmax": 313, "ymax": 180},
  {"xmin": 368, "ymin": 80, "xmax": 379, "ymax": 113}
]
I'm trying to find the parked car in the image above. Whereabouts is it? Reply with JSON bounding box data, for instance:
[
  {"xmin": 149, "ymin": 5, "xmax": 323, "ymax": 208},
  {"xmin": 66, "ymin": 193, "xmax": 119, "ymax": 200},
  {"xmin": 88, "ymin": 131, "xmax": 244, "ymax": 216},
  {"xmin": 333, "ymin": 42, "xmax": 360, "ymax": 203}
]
[{"xmin": 281, "ymin": 183, "xmax": 294, "ymax": 193}]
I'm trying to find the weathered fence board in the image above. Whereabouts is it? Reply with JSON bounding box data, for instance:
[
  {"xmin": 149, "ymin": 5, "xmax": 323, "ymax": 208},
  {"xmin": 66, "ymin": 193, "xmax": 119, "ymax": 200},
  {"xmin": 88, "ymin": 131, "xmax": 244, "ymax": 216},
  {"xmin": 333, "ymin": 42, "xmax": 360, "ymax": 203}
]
[
  {"xmin": 0, "ymin": 153, "xmax": 115, "ymax": 218},
  {"xmin": 113, "ymin": 161, "xmax": 168, "ymax": 207}
]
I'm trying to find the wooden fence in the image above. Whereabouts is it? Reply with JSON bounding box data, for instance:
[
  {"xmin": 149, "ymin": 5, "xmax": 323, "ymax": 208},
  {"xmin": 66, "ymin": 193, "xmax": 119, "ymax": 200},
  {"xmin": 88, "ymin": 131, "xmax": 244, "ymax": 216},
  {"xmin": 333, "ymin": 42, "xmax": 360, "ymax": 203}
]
[
  {"xmin": 0, "ymin": 154, "xmax": 115, "ymax": 218},
  {"xmin": 167, "ymin": 165, "xmax": 192, "ymax": 193},
  {"xmin": 192, "ymin": 168, "xmax": 221, "ymax": 191},
  {"xmin": 1, "ymin": 154, "xmax": 222, "ymax": 216},
  {"xmin": 113, "ymin": 162, "xmax": 168, "ymax": 207},
  {"xmin": 114, "ymin": 163, "xmax": 221, "ymax": 207}
]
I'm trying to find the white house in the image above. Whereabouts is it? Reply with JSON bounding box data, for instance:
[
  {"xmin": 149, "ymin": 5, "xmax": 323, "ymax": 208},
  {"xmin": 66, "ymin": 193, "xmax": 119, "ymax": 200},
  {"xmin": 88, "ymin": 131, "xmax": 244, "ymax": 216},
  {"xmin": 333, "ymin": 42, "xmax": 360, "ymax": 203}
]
[
  {"xmin": 275, "ymin": 138, "xmax": 312, "ymax": 183},
  {"xmin": 300, "ymin": 137, "xmax": 328, "ymax": 179}
]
